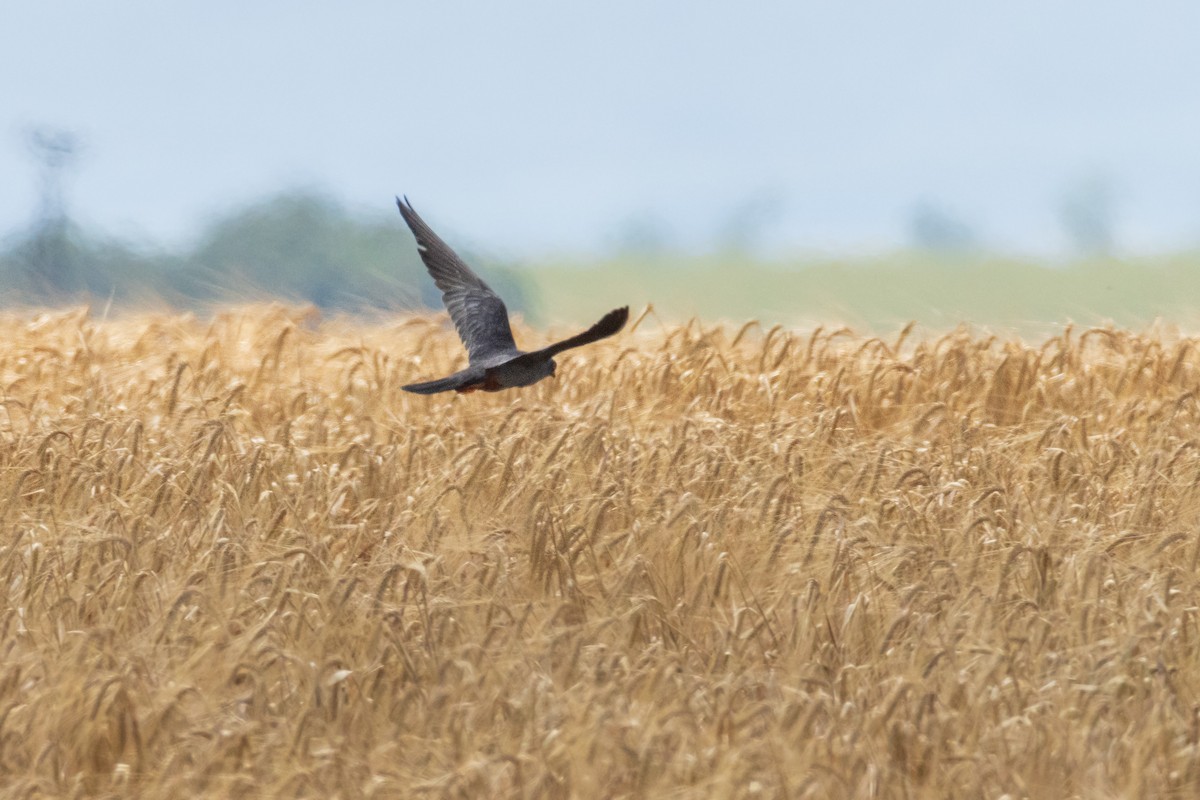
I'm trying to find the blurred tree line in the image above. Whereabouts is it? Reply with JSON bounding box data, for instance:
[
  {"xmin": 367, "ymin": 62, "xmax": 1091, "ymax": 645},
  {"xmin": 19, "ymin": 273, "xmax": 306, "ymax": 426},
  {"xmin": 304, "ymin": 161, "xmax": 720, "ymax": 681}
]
[{"xmin": 0, "ymin": 190, "xmax": 532, "ymax": 316}]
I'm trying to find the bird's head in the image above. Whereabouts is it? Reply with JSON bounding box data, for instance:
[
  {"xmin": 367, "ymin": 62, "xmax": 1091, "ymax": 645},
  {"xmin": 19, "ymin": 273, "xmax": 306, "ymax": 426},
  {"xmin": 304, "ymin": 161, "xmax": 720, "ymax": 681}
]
[{"xmin": 548, "ymin": 359, "xmax": 558, "ymax": 379}]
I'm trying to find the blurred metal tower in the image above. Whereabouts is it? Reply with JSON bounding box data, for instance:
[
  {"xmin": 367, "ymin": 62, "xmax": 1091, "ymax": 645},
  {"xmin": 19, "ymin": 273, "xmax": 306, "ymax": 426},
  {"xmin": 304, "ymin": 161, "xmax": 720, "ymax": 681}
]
[{"xmin": 26, "ymin": 127, "xmax": 82, "ymax": 292}]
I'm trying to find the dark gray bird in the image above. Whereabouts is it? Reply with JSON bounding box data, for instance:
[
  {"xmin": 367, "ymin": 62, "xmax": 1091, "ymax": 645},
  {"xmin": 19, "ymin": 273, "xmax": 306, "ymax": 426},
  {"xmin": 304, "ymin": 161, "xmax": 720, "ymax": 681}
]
[{"xmin": 397, "ymin": 197, "xmax": 628, "ymax": 394}]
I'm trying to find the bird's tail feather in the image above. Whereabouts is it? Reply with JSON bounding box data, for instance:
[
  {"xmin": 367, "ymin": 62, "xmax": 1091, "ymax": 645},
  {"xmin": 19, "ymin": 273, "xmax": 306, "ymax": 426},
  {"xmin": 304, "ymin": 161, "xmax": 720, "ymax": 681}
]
[{"xmin": 402, "ymin": 375, "xmax": 465, "ymax": 394}]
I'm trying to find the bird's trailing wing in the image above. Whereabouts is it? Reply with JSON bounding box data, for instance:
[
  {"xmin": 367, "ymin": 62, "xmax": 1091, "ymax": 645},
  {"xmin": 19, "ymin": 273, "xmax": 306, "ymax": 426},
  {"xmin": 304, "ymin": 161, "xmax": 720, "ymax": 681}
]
[
  {"xmin": 504, "ymin": 306, "xmax": 629, "ymax": 370},
  {"xmin": 397, "ymin": 197, "xmax": 519, "ymax": 364}
]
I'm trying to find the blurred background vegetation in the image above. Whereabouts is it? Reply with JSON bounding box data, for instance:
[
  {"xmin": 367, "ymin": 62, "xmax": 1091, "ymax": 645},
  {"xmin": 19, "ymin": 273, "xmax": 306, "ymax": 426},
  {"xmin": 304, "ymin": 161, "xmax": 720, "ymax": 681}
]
[
  {"xmin": 0, "ymin": 185, "xmax": 531, "ymax": 318},
  {"xmin": 4, "ymin": 126, "xmax": 1199, "ymax": 336},
  {"xmin": 4, "ymin": 185, "xmax": 1199, "ymax": 337}
]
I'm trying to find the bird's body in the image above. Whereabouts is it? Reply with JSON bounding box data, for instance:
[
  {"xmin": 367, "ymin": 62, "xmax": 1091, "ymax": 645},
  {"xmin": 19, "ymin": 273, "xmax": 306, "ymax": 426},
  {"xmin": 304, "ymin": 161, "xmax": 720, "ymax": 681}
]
[
  {"xmin": 397, "ymin": 197, "xmax": 628, "ymax": 394},
  {"xmin": 401, "ymin": 353, "xmax": 554, "ymax": 394}
]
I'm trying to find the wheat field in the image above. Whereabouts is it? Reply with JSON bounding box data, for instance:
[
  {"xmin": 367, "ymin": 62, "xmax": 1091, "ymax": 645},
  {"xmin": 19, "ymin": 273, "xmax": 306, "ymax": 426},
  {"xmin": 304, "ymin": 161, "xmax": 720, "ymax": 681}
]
[{"xmin": 2, "ymin": 304, "xmax": 1200, "ymax": 798}]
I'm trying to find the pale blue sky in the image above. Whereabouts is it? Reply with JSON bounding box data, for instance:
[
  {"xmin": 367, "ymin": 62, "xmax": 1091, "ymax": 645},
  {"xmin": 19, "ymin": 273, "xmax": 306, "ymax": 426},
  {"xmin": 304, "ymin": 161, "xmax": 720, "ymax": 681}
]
[{"xmin": 3, "ymin": 1, "xmax": 1199, "ymax": 256}]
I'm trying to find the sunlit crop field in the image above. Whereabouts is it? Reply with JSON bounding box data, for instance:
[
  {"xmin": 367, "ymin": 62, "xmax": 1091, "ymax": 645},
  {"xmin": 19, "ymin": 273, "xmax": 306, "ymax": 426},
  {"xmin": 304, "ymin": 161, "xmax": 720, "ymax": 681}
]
[
  {"xmin": 3, "ymin": 305, "xmax": 1200, "ymax": 798},
  {"xmin": 527, "ymin": 253, "xmax": 1200, "ymax": 334}
]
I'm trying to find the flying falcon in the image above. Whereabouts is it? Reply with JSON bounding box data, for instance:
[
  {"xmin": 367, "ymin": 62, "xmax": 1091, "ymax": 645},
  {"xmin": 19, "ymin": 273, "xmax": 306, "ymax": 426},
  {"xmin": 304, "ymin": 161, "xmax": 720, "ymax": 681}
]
[{"xmin": 397, "ymin": 197, "xmax": 629, "ymax": 394}]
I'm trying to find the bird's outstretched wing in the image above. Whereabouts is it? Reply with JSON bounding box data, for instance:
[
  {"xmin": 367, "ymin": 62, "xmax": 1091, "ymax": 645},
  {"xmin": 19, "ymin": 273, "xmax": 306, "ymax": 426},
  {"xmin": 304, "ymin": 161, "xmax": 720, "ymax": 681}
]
[
  {"xmin": 505, "ymin": 307, "xmax": 629, "ymax": 370},
  {"xmin": 397, "ymin": 197, "xmax": 519, "ymax": 364}
]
